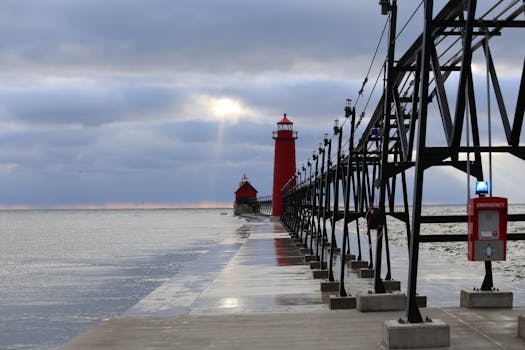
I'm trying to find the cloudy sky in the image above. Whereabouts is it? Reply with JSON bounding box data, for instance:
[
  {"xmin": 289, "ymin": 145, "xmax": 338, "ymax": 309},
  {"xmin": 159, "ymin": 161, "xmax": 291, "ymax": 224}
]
[{"xmin": 0, "ymin": 0, "xmax": 523, "ymax": 208}]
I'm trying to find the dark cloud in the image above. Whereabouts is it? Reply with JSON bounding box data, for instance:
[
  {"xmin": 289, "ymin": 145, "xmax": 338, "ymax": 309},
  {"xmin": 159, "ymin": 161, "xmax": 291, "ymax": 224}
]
[
  {"xmin": 0, "ymin": 84, "xmax": 182, "ymax": 126},
  {"xmin": 0, "ymin": 0, "xmax": 385, "ymax": 76}
]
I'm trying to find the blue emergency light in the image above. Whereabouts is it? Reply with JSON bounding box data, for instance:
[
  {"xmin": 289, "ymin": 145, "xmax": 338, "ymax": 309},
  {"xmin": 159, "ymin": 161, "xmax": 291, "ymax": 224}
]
[{"xmin": 475, "ymin": 181, "xmax": 490, "ymax": 195}]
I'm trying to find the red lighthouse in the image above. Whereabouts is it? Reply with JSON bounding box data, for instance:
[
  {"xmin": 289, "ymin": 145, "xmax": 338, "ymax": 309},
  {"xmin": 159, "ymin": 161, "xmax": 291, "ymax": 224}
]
[{"xmin": 272, "ymin": 114, "xmax": 297, "ymax": 219}]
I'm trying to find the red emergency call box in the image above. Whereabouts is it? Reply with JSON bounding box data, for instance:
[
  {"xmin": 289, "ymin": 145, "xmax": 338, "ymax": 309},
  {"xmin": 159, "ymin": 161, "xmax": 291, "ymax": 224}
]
[{"xmin": 468, "ymin": 196, "xmax": 507, "ymax": 261}]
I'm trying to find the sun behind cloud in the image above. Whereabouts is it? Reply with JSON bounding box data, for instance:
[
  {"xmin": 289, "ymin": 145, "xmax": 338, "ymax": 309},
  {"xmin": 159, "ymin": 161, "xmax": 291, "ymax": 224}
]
[
  {"xmin": 187, "ymin": 94, "xmax": 255, "ymax": 124},
  {"xmin": 211, "ymin": 97, "xmax": 243, "ymax": 122},
  {"xmin": 213, "ymin": 98, "xmax": 241, "ymax": 116}
]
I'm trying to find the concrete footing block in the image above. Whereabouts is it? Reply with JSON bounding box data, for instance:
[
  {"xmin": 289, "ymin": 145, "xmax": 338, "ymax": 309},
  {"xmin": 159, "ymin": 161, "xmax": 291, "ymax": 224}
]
[
  {"xmin": 350, "ymin": 260, "xmax": 369, "ymax": 269},
  {"xmin": 383, "ymin": 319, "xmax": 450, "ymax": 349},
  {"xmin": 310, "ymin": 261, "xmax": 327, "ymax": 270},
  {"xmin": 299, "ymin": 247, "xmax": 311, "ymax": 254},
  {"xmin": 329, "ymin": 295, "xmax": 356, "ymax": 310},
  {"xmin": 460, "ymin": 289, "xmax": 513, "ymax": 308},
  {"xmin": 383, "ymin": 280, "xmax": 401, "ymax": 291},
  {"xmin": 415, "ymin": 295, "xmax": 427, "ymax": 308},
  {"xmin": 518, "ymin": 315, "xmax": 525, "ymax": 338},
  {"xmin": 344, "ymin": 254, "xmax": 356, "ymax": 262},
  {"xmin": 359, "ymin": 268, "xmax": 375, "ymax": 278},
  {"xmin": 356, "ymin": 292, "xmax": 406, "ymax": 312},
  {"xmin": 281, "ymin": 256, "xmax": 307, "ymax": 265},
  {"xmin": 321, "ymin": 280, "xmax": 340, "ymax": 292},
  {"xmin": 304, "ymin": 255, "xmax": 319, "ymax": 262},
  {"xmin": 312, "ymin": 269, "xmax": 329, "ymax": 279},
  {"xmin": 328, "ymin": 247, "xmax": 341, "ymax": 255}
]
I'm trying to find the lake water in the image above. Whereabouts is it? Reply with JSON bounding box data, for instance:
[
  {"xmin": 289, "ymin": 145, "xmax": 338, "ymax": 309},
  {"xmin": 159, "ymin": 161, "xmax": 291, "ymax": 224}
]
[
  {"xmin": 0, "ymin": 206, "xmax": 524, "ymax": 349},
  {"xmin": 0, "ymin": 209, "xmax": 243, "ymax": 350}
]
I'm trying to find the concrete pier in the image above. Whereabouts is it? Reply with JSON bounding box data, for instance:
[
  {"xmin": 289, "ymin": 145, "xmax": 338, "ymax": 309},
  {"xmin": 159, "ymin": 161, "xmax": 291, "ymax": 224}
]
[{"xmin": 62, "ymin": 219, "xmax": 525, "ymax": 350}]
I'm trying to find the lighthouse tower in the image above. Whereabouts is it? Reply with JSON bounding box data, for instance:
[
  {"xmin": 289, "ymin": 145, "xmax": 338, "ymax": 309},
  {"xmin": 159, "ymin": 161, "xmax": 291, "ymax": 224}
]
[{"xmin": 272, "ymin": 114, "xmax": 297, "ymax": 219}]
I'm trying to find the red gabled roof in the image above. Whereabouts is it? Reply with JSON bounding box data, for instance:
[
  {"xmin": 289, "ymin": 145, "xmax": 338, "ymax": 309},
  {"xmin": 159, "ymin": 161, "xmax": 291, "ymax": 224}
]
[
  {"xmin": 235, "ymin": 181, "xmax": 258, "ymax": 194},
  {"xmin": 277, "ymin": 113, "xmax": 293, "ymax": 125}
]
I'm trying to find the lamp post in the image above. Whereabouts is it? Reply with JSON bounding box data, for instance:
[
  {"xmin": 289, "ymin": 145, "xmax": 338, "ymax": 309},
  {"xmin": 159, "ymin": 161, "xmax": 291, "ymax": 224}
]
[
  {"xmin": 310, "ymin": 150, "xmax": 319, "ymax": 254},
  {"xmin": 316, "ymin": 142, "xmax": 325, "ymax": 259},
  {"xmin": 328, "ymin": 119, "xmax": 343, "ymax": 281},
  {"xmin": 294, "ymin": 170, "xmax": 302, "ymax": 235},
  {"xmin": 320, "ymin": 133, "xmax": 332, "ymax": 270},
  {"xmin": 339, "ymin": 99, "xmax": 357, "ymax": 296},
  {"xmin": 299, "ymin": 164, "xmax": 307, "ymax": 242}
]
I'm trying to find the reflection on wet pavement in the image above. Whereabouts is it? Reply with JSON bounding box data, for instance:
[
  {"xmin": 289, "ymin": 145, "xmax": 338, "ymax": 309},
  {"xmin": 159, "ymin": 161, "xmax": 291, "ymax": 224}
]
[
  {"xmin": 274, "ymin": 238, "xmax": 304, "ymax": 266},
  {"xmin": 126, "ymin": 220, "xmax": 325, "ymax": 316},
  {"xmin": 189, "ymin": 222, "xmax": 324, "ymax": 314},
  {"xmin": 125, "ymin": 219, "xmax": 525, "ymax": 318}
]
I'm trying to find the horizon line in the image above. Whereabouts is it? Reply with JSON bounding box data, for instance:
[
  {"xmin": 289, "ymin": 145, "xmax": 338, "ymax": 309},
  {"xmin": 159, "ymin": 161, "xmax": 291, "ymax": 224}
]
[{"xmin": 0, "ymin": 201, "xmax": 234, "ymax": 210}]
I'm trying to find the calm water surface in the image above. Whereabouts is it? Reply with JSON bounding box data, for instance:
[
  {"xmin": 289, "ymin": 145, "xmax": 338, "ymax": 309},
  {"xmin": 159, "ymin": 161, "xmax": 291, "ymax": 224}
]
[{"xmin": 0, "ymin": 209, "xmax": 242, "ymax": 350}]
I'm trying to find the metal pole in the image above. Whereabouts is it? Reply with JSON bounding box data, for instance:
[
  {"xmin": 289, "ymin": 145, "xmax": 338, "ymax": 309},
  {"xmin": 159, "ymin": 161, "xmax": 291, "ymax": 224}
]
[
  {"xmin": 406, "ymin": 0, "xmax": 434, "ymax": 324},
  {"xmin": 375, "ymin": 0, "xmax": 397, "ymax": 295},
  {"xmin": 304, "ymin": 160, "xmax": 313, "ymax": 247},
  {"xmin": 316, "ymin": 143, "xmax": 326, "ymax": 259},
  {"xmin": 320, "ymin": 135, "xmax": 332, "ymax": 270},
  {"xmin": 328, "ymin": 121, "xmax": 343, "ymax": 281},
  {"xmin": 310, "ymin": 152, "xmax": 319, "ymax": 255},
  {"xmin": 339, "ymin": 103, "xmax": 357, "ymax": 296}
]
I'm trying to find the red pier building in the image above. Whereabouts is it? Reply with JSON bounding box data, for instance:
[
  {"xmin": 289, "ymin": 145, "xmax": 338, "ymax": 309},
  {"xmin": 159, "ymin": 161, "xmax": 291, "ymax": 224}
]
[
  {"xmin": 233, "ymin": 174, "xmax": 259, "ymax": 215},
  {"xmin": 271, "ymin": 114, "xmax": 297, "ymax": 219}
]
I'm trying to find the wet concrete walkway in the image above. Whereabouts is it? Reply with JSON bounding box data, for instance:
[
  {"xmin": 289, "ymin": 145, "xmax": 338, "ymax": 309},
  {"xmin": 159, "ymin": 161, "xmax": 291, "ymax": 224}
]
[
  {"xmin": 62, "ymin": 218, "xmax": 525, "ymax": 349},
  {"xmin": 123, "ymin": 220, "xmax": 324, "ymax": 316}
]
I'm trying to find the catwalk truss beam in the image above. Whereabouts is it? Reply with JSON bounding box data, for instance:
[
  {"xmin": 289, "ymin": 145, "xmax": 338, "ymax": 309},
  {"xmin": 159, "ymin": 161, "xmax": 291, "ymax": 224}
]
[{"xmin": 281, "ymin": 0, "xmax": 525, "ymax": 323}]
